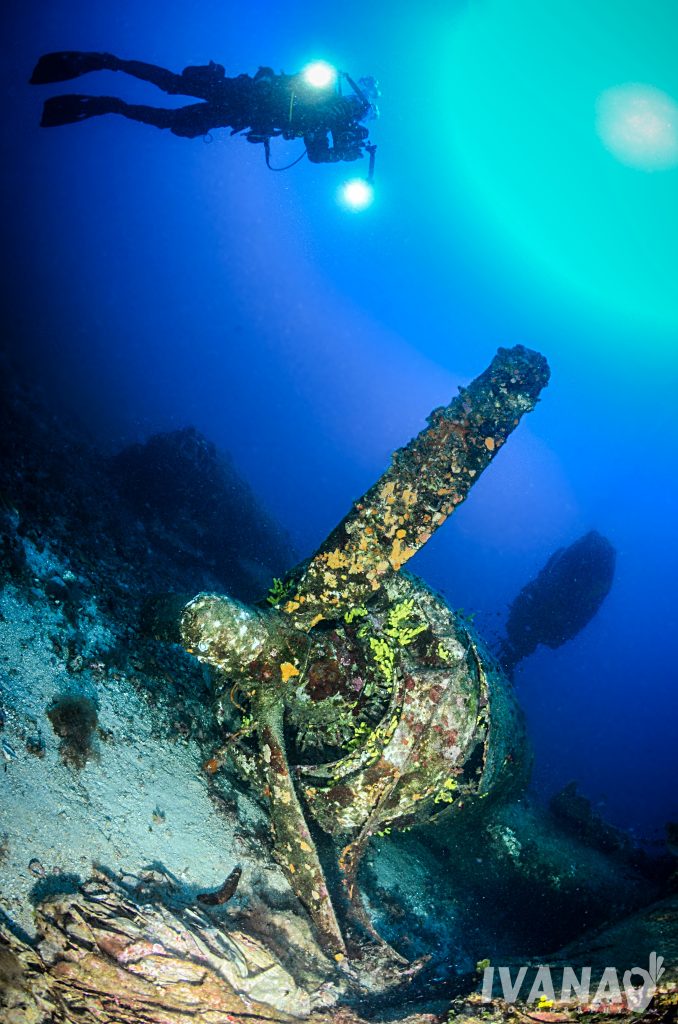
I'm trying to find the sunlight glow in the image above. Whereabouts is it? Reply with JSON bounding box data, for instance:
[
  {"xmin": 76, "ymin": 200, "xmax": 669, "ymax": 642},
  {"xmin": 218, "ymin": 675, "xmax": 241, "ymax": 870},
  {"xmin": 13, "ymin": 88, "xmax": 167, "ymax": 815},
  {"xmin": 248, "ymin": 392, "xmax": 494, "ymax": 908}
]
[{"xmin": 596, "ymin": 83, "xmax": 678, "ymax": 171}]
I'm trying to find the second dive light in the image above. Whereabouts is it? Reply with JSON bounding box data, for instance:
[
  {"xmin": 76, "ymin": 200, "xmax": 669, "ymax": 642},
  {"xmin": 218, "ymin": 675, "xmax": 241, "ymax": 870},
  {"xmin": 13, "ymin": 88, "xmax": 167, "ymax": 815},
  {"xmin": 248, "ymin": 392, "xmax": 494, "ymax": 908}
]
[
  {"xmin": 339, "ymin": 143, "xmax": 377, "ymax": 211},
  {"xmin": 340, "ymin": 178, "xmax": 374, "ymax": 210},
  {"xmin": 269, "ymin": 60, "xmax": 378, "ymax": 206}
]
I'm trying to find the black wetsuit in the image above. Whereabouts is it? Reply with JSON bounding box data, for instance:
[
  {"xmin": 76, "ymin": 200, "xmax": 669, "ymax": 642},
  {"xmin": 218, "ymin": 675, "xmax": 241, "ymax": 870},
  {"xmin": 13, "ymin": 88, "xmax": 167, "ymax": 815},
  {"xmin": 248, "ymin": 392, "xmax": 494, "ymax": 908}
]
[{"xmin": 31, "ymin": 52, "xmax": 371, "ymax": 163}]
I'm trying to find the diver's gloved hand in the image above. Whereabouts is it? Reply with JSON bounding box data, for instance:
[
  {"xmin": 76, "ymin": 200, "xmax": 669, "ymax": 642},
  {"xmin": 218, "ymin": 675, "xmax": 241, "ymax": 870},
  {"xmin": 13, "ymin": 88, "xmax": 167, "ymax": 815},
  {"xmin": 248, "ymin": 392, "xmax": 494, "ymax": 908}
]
[{"xmin": 30, "ymin": 52, "xmax": 117, "ymax": 85}]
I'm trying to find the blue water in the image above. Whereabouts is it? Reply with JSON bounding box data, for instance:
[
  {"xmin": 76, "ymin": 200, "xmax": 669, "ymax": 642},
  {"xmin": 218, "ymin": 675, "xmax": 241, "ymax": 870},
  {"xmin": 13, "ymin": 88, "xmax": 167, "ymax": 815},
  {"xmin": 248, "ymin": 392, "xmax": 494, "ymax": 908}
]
[{"xmin": 2, "ymin": 0, "xmax": 677, "ymax": 843}]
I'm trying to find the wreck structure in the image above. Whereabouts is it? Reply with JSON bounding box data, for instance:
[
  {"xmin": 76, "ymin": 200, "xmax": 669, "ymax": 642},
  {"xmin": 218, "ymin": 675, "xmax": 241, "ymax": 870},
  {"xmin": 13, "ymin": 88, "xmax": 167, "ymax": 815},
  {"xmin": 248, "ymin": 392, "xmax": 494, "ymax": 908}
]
[
  {"xmin": 147, "ymin": 344, "xmax": 550, "ymax": 965},
  {"xmin": 3, "ymin": 345, "xmax": 676, "ymax": 1024},
  {"xmin": 499, "ymin": 528, "xmax": 616, "ymax": 674}
]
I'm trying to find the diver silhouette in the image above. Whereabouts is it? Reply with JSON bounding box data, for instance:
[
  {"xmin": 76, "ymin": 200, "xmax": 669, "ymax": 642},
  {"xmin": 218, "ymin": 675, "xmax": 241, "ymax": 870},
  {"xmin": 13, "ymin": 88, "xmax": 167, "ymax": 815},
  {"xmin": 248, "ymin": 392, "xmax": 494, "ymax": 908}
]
[{"xmin": 30, "ymin": 51, "xmax": 377, "ymax": 166}]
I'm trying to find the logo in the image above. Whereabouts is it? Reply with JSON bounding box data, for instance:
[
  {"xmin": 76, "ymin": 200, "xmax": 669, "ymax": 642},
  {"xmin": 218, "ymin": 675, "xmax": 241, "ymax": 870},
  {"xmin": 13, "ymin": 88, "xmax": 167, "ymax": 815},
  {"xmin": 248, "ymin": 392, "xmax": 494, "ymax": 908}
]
[{"xmin": 481, "ymin": 952, "xmax": 665, "ymax": 1013}]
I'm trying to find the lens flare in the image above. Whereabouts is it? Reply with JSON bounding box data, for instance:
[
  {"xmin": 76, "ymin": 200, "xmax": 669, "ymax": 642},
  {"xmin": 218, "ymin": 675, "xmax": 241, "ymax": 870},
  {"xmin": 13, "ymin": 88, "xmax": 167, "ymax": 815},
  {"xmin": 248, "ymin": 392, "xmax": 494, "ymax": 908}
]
[
  {"xmin": 302, "ymin": 61, "xmax": 337, "ymax": 89},
  {"xmin": 339, "ymin": 179, "xmax": 374, "ymax": 211}
]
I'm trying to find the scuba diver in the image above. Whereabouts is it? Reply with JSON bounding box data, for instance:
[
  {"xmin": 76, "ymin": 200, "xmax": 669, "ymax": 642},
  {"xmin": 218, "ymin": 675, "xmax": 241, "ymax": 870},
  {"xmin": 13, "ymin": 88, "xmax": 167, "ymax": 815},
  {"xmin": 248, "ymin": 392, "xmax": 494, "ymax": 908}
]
[{"xmin": 30, "ymin": 51, "xmax": 378, "ymax": 168}]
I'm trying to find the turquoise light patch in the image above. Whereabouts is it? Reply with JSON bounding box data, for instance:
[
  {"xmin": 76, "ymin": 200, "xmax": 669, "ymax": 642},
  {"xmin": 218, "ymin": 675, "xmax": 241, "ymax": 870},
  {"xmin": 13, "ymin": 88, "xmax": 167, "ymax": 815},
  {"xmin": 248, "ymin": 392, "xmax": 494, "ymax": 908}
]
[{"xmin": 421, "ymin": 0, "xmax": 678, "ymax": 336}]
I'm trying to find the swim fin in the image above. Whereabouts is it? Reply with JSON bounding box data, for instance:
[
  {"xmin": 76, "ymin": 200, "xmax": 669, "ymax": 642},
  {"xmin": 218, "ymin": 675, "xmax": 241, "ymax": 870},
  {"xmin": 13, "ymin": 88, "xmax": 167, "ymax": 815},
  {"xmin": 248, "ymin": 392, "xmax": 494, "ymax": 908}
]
[
  {"xmin": 40, "ymin": 94, "xmax": 116, "ymax": 127},
  {"xmin": 30, "ymin": 51, "xmax": 116, "ymax": 85}
]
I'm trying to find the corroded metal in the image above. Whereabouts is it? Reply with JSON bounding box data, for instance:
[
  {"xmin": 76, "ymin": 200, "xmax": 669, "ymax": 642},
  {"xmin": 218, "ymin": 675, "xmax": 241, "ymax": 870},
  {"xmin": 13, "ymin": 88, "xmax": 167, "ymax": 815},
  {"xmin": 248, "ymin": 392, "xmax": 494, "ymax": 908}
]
[
  {"xmin": 280, "ymin": 344, "xmax": 550, "ymax": 631},
  {"xmin": 157, "ymin": 345, "xmax": 550, "ymax": 964}
]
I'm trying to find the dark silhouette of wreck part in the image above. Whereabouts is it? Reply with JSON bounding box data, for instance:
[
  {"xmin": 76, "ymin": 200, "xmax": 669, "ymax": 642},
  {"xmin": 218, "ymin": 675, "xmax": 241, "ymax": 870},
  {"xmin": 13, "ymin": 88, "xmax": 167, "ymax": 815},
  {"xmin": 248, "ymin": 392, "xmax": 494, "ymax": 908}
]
[
  {"xmin": 499, "ymin": 529, "xmax": 616, "ymax": 675},
  {"xmin": 550, "ymin": 781, "xmax": 628, "ymax": 855}
]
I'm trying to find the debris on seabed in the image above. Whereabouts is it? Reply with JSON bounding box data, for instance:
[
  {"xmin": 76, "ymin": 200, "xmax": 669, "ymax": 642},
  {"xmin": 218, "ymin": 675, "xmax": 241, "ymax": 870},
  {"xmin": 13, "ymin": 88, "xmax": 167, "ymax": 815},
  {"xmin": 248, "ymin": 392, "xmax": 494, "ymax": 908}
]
[{"xmin": 2, "ymin": 737, "xmax": 17, "ymax": 762}]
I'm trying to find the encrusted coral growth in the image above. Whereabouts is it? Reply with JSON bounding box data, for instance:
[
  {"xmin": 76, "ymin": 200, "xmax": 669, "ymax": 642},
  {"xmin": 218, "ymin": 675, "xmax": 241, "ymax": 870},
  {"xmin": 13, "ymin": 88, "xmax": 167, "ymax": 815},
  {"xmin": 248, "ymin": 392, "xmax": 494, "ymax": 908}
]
[
  {"xmin": 151, "ymin": 347, "xmax": 549, "ymax": 967},
  {"xmin": 278, "ymin": 345, "xmax": 549, "ymax": 632}
]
